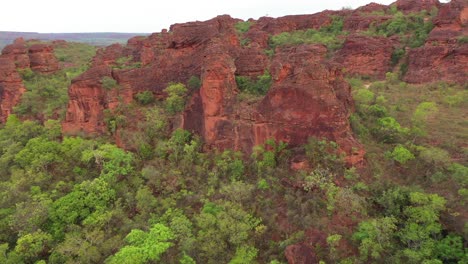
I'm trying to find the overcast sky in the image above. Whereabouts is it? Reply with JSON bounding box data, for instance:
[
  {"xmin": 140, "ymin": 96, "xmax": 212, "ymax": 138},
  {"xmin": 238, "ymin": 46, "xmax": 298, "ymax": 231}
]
[{"xmin": 0, "ymin": 0, "xmax": 435, "ymax": 33}]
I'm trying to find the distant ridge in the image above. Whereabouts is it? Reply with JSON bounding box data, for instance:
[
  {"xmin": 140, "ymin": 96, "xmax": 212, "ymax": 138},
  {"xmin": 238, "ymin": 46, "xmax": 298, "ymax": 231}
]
[{"xmin": 0, "ymin": 31, "xmax": 150, "ymax": 48}]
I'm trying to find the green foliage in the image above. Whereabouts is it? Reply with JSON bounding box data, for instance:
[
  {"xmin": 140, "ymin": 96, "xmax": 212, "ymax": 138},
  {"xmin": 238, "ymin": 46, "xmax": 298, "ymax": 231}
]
[
  {"xmin": 458, "ymin": 35, "xmax": 468, "ymax": 44},
  {"xmin": 195, "ymin": 201, "xmax": 260, "ymax": 262},
  {"xmin": 133, "ymin": 90, "xmax": 154, "ymax": 105},
  {"xmin": 353, "ymin": 88, "xmax": 375, "ymax": 105},
  {"xmin": 354, "ymin": 188, "xmax": 458, "ymax": 263},
  {"xmin": 303, "ymin": 169, "xmax": 340, "ymax": 213},
  {"xmin": 367, "ymin": 11, "xmax": 434, "ymax": 48},
  {"xmin": 448, "ymin": 163, "xmax": 468, "ymax": 186},
  {"xmin": 14, "ymin": 71, "xmax": 71, "ymax": 120},
  {"xmin": 235, "ymin": 21, "xmax": 252, "ymax": 33},
  {"xmin": 412, "ymin": 102, "xmax": 438, "ymax": 136},
  {"xmin": 82, "ymin": 143, "xmax": 134, "ymax": 182},
  {"xmin": 187, "ymin": 75, "xmax": 201, "ymax": 90},
  {"xmin": 112, "ymin": 55, "xmax": 142, "ymax": 69},
  {"xmin": 235, "ymin": 71, "xmax": 272, "ymax": 95},
  {"xmin": 269, "ymin": 28, "xmax": 346, "ymax": 51},
  {"xmin": 107, "ymin": 223, "xmax": 174, "ymax": 264},
  {"xmin": 14, "ymin": 230, "xmax": 52, "ymax": 263},
  {"xmin": 388, "ymin": 145, "xmax": 415, "ymax": 165},
  {"xmin": 434, "ymin": 234, "xmax": 465, "ymax": 262},
  {"xmin": 257, "ymin": 179, "xmax": 270, "ymax": 190},
  {"xmin": 353, "ymin": 217, "xmax": 398, "ymax": 261},
  {"xmin": 251, "ymin": 139, "xmax": 288, "ymax": 174},
  {"xmin": 229, "ymin": 245, "xmax": 258, "ymax": 264},
  {"xmin": 391, "ymin": 48, "xmax": 405, "ymax": 66},
  {"xmin": 372, "ymin": 117, "xmax": 409, "ymax": 143},
  {"xmin": 320, "ymin": 16, "xmax": 344, "ymax": 34},
  {"xmin": 50, "ymin": 177, "xmax": 115, "ymax": 232},
  {"xmin": 180, "ymin": 252, "xmax": 196, "ymax": 264},
  {"xmin": 215, "ymin": 150, "xmax": 245, "ymax": 181},
  {"xmin": 54, "ymin": 42, "xmax": 96, "ymax": 70},
  {"xmin": 443, "ymin": 90, "xmax": 467, "ymax": 107},
  {"xmin": 101, "ymin": 76, "xmax": 119, "ymax": 90},
  {"xmin": 164, "ymin": 83, "xmax": 188, "ymax": 114},
  {"xmin": 304, "ymin": 137, "xmax": 344, "ymax": 171},
  {"xmin": 347, "ymin": 77, "xmax": 364, "ymax": 89}
]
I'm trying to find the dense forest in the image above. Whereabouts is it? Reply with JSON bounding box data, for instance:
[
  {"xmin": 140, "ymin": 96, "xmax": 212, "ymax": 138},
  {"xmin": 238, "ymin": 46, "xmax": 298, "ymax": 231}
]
[{"xmin": 0, "ymin": 2, "xmax": 467, "ymax": 264}]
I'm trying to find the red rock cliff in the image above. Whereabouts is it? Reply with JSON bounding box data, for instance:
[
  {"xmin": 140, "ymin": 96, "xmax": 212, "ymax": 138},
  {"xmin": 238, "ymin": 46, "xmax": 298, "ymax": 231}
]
[
  {"xmin": 62, "ymin": 0, "xmax": 467, "ymax": 166},
  {"xmin": 0, "ymin": 57, "xmax": 26, "ymax": 122},
  {"xmin": 0, "ymin": 39, "xmax": 61, "ymax": 123}
]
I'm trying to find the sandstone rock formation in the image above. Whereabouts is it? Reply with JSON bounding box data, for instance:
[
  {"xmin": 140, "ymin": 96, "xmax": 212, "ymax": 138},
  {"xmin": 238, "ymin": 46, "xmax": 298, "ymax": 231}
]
[
  {"xmin": 404, "ymin": 0, "xmax": 468, "ymax": 84},
  {"xmin": 62, "ymin": 15, "xmax": 365, "ymax": 165},
  {"xmin": 28, "ymin": 44, "xmax": 60, "ymax": 73},
  {"xmin": 62, "ymin": 0, "xmax": 467, "ymax": 169},
  {"xmin": 0, "ymin": 38, "xmax": 61, "ymax": 123},
  {"xmin": 333, "ymin": 35, "xmax": 396, "ymax": 78},
  {"xmin": 0, "ymin": 57, "xmax": 26, "ymax": 122},
  {"xmin": 395, "ymin": 0, "xmax": 441, "ymax": 14},
  {"xmin": 1, "ymin": 38, "xmax": 30, "ymax": 68}
]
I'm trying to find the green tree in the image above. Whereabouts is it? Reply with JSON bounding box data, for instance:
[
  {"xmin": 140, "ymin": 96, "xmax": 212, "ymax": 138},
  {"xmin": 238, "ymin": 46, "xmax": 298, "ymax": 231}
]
[
  {"xmin": 412, "ymin": 102, "xmax": 438, "ymax": 136},
  {"xmin": 14, "ymin": 230, "xmax": 52, "ymax": 263},
  {"xmin": 50, "ymin": 178, "xmax": 116, "ymax": 236},
  {"xmin": 353, "ymin": 217, "xmax": 398, "ymax": 261},
  {"xmin": 164, "ymin": 83, "xmax": 188, "ymax": 114},
  {"xmin": 389, "ymin": 145, "xmax": 415, "ymax": 165},
  {"xmin": 229, "ymin": 245, "xmax": 258, "ymax": 264},
  {"xmin": 106, "ymin": 223, "xmax": 174, "ymax": 264},
  {"xmin": 134, "ymin": 91, "xmax": 154, "ymax": 105}
]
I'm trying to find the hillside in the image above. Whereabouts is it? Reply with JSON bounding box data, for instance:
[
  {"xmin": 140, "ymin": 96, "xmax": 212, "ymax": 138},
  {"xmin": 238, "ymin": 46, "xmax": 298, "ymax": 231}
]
[
  {"xmin": 0, "ymin": 32, "xmax": 149, "ymax": 49},
  {"xmin": 0, "ymin": 0, "xmax": 467, "ymax": 263}
]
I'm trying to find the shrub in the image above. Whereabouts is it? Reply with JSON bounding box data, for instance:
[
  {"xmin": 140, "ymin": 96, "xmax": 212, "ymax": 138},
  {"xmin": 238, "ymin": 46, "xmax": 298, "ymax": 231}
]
[
  {"xmin": 347, "ymin": 78, "xmax": 364, "ymax": 89},
  {"xmin": 269, "ymin": 28, "xmax": 346, "ymax": 51},
  {"xmin": 458, "ymin": 36, "xmax": 468, "ymax": 44},
  {"xmin": 134, "ymin": 91, "xmax": 154, "ymax": 105},
  {"xmin": 235, "ymin": 21, "xmax": 252, "ymax": 33},
  {"xmin": 412, "ymin": 102, "xmax": 438, "ymax": 135},
  {"xmin": 101, "ymin": 76, "xmax": 118, "ymax": 90},
  {"xmin": 353, "ymin": 89, "xmax": 375, "ymax": 105},
  {"xmin": 235, "ymin": 71, "xmax": 272, "ymax": 95},
  {"xmin": 388, "ymin": 145, "xmax": 415, "ymax": 164},
  {"xmin": 187, "ymin": 75, "xmax": 201, "ymax": 90},
  {"xmin": 164, "ymin": 83, "xmax": 188, "ymax": 114},
  {"xmin": 372, "ymin": 117, "xmax": 409, "ymax": 143}
]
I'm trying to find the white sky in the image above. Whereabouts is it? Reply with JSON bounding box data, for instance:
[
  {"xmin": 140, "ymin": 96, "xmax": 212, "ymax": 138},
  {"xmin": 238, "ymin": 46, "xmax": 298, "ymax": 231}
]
[{"xmin": 0, "ymin": 0, "xmax": 433, "ymax": 33}]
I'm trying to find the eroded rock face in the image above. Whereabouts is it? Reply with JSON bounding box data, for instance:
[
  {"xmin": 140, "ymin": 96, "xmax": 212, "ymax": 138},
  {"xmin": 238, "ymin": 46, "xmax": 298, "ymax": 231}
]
[
  {"xmin": 334, "ymin": 35, "xmax": 395, "ymax": 78},
  {"xmin": 62, "ymin": 0, "xmax": 467, "ymax": 169},
  {"xmin": 63, "ymin": 14, "xmax": 364, "ymax": 165},
  {"xmin": 395, "ymin": 0, "xmax": 441, "ymax": 13},
  {"xmin": 28, "ymin": 44, "xmax": 60, "ymax": 73},
  {"xmin": 0, "ymin": 38, "xmax": 62, "ymax": 123},
  {"xmin": 404, "ymin": 0, "xmax": 468, "ymax": 84},
  {"xmin": 0, "ymin": 57, "xmax": 26, "ymax": 122},
  {"xmin": 258, "ymin": 44, "xmax": 364, "ymax": 163},
  {"xmin": 1, "ymin": 38, "xmax": 30, "ymax": 69}
]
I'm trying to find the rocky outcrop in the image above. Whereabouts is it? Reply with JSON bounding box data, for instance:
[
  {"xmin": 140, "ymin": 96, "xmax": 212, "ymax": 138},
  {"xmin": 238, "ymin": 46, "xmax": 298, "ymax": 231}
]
[
  {"xmin": 333, "ymin": 35, "xmax": 395, "ymax": 78},
  {"xmin": 0, "ymin": 57, "xmax": 26, "ymax": 122},
  {"xmin": 0, "ymin": 39, "xmax": 62, "ymax": 123},
  {"xmin": 1, "ymin": 38, "xmax": 30, "ymax": 68},
  {"xmin": 395, "ymin": 0, "xmax": 441, "ymax": 14},
  {"xmin": 256, "ymin": 44, "xmax": 362, "ymax": 162},
  {"xmin": 404, "ymin": 0, "xmax": 468, "ymax": 84},
  {"xmin": 28, "ymin": 44, "xmax": 60, "ymax": 73},
  {"xmin": 63, "ymin": 14, "xmax": 364, "ymax": 164},
  {"xmin": 61, "ymin": 0, "xmax": 467, "ymax": 170}
]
